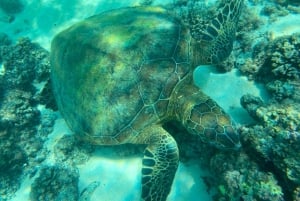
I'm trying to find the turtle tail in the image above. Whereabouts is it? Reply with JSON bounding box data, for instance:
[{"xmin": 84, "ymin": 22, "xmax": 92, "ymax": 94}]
[{"xmin": 190, "ymin": 0, "xmax": 244, "ymax": 64}]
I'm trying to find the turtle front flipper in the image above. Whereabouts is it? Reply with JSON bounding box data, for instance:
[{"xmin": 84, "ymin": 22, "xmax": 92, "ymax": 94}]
[
  {"xmin": 190, "ymin": 0, "xmax": 244, "ymax": 64},
  {"xmin": 132, "ymin": 125, "xmax": 179, "ymax": 201}
]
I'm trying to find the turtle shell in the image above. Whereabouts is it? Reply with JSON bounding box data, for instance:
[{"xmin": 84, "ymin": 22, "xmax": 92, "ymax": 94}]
[{"xmin": 51, "ymin": 6, "xmax": 191, "ymax": 144}]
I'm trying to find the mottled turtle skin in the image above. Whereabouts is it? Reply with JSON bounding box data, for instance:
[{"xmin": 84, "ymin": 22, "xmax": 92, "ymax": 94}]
[{"xmin": 51, "ymin": 1, "xmax": 243, "ymax": 201}]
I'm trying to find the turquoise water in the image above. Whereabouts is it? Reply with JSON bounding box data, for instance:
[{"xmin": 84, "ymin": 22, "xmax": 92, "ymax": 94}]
[{"xmin": 0, "ymin": 0, "xmax": 299, "ymax": 201}]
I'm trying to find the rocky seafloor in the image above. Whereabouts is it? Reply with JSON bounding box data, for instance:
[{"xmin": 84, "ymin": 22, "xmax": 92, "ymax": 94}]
[{"xmin": 0, "ymin": 0, "xmax": 300, "ymax": 201}]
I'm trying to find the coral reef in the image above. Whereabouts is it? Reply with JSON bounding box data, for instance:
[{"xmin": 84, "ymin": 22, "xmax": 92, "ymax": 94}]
[
  {"xmin": 0, "ymin": 2, "xmax": 298, "ymax": 201},
  {"xmin": 239, "ymin": 33, "xmax": 300, "ymax": 101},
  {"xmin": 271, "ymin": 0, "xmax": 300, "ymax": 6},
  {"xmin": 162, "ymin": 4, "xmax": 300, "ymax": 199},
  {"xmin": 241, "ymin": 94, "xmax": 300, "ymax": 200},
  {"xmin": 210, "ymin": 152, "xmax": 284, "ymax": 201},
  {"xmin": 236, "ymin": 5, "xmax": 264, "ymax": 53},
  {"xmin": 220, "ymin": 4, "xmax": 300, "ymax": 199},
  {"xmin": 0, "ymin": 38, "xmax": 54, "ymax": 200},
  {"xmin": 165, "ymin": 121, "xmax": 286, "ymax": 201},
  {"xmin": 240, "ymin": 94, "xmax": 264, "ymax": 119},
  {"xmin": 215, "ymin": 54, "xmax": 235, "ymax": 72},
  {"xmin": 266, "ymin": 80, "xmax": 296, "ymax": 100},
  {"xmin": 0, "ymin": 37, "xmax": 50, "ymax": 90},
  {"xmin": 246, "ymin": 33, "xmax": 299, "ymax": 80},
  {"xmin": 259, "ymin": 0, "xmax": 300, "ymax": 21},
  {"xmin": 54, "ymin": 135, "xmax": 94, "ymax": 165},
  {"xmin": 263, "ymin": 35, "xmax": 300, "ymax": 80},
  {"xmin": 30, "ymin": 165, "xmax": 79, "ymax": 201},
  {"xmin": 0, "ymin": 139, "xmax": 27, "ymax": 195},
  {"xmin": 261, "ymin": 3, "xmax": 289, "ymax": 21},
  {"xmin": 0, "ymin": 89, "xmax": 41, "ymax": 200}
]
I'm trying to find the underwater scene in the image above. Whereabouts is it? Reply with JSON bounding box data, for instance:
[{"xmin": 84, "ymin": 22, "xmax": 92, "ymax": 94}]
[{"xmin": 0, "ymin": 0, "xmax": 300, "ymax": 201}]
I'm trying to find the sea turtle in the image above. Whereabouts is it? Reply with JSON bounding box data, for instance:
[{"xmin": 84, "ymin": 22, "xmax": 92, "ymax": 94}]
[{"xmin": 50, "ymin": 0, "xmax": 243, "ymax": 200}]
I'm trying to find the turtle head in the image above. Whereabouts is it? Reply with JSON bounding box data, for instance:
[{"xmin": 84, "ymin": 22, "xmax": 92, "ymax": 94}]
[
  {"xmin": 184, "ymin": 98, "xmax": 241, "ymax": 150},
  {"xmin": 172, "ymin": 74, "xmax": 241, "ymax": 149},
  {"xmin": 189, "ymin": 0, "xmax": 244, "ymax": 65}
]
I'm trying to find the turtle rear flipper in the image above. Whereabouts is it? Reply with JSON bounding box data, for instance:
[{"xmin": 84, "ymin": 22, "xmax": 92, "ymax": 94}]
[
  {"xmin": 132, "ymin": 125, "xmax": 179, "ymax": 201},
  {"xmin": 190, "ymin": 0, "xmax": 244, "ymax": 64}
]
